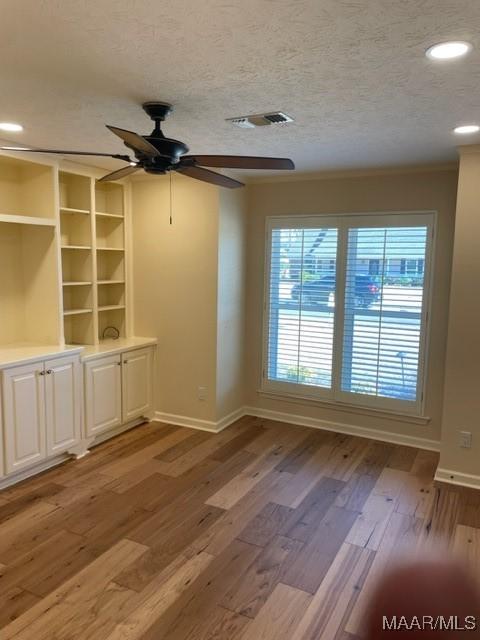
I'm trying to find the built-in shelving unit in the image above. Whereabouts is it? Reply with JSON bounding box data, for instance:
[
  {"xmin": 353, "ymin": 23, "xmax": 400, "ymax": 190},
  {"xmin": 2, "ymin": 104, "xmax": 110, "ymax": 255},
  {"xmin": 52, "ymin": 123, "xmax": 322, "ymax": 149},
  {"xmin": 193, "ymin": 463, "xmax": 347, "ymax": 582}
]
[
  {"xmin": 60, "ymin": 171, "xmax": 127, "ymax": 345},
  {"xmin": 0, "ymin": 153, "xmax": 129, "ymax": 350},
  {"xmin": 0, "ymin": 155, "xmax": 60, "ymax": 346}
]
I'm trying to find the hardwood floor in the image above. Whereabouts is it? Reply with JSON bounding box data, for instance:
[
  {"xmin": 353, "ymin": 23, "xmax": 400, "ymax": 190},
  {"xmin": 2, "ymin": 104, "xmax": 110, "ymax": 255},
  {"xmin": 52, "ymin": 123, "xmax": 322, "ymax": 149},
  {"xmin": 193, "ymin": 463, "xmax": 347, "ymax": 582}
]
[{"xmin": 0, "ymin": 416, "xmax": 479, "ymax": 639}]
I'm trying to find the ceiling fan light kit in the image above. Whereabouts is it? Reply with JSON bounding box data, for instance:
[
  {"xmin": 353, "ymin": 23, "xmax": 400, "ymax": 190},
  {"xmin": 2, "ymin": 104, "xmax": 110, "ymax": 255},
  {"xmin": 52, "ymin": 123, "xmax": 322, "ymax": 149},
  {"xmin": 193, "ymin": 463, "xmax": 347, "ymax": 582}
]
[{"xmin": 0, "ymin": 102, "xmax": 295, "ymax": 188}]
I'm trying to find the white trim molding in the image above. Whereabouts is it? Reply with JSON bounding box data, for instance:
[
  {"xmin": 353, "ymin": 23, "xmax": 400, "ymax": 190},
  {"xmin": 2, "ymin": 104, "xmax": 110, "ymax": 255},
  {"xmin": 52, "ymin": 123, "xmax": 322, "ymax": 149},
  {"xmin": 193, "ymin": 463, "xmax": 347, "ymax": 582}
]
[
  {"xmin": 154, "ymin": 405, "xmax": 440, "ymax": 451},
  {"xmin": 434, "ymin": 468, "xmax": 480, "ymax": 490},
  {"xmin": 153, "ymin": 407, "xmax": 245, "ymax": 434},
  {"xmin": 244, "ymin": 406, "xmax": 440, "ymax": 452}
]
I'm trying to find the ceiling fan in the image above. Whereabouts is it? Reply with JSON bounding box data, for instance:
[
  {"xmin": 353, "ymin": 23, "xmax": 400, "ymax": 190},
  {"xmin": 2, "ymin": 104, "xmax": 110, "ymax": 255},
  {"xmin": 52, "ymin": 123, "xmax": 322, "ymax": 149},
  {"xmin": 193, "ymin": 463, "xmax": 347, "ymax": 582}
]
[{"xmin": 0, "ymin": 102, "xmax": 295, "ymax": 188}]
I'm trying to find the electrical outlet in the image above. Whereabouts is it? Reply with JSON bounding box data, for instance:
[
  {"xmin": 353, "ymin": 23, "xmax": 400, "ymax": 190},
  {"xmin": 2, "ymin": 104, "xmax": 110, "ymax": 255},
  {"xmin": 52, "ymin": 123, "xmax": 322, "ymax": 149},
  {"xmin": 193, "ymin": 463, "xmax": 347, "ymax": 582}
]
[
  {"xmin": 459, "ymin": 431, "xmax": 472, "ymax": 448},
  {"xmin": 198, "ymin": 386, "xmax": 207, "ymax": 401}
]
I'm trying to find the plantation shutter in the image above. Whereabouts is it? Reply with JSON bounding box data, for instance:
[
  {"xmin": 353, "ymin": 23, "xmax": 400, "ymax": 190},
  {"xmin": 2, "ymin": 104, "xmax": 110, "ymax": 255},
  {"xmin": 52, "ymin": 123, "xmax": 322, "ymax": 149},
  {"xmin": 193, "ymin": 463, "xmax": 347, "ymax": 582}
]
[
  {"xmin": 264, "ymin": 214, "xmax": 433, "ymax": 415},
  {"xmin": 339, "ymin": 225, "xmax": 429, "ymax": 410}
]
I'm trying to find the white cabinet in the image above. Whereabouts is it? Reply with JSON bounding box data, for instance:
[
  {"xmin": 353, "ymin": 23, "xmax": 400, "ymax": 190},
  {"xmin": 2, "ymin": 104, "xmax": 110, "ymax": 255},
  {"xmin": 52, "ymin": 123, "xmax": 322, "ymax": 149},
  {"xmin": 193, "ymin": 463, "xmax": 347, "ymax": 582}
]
[
  {"xmin": 85, "ymin": 354, "xmax": 122, "ymax": 437},
  {"xmin": 2, "ymin": 353, "xmax": 82, "ymax": 474},
  {"xmin": 3, "ymin": 362, "xmax": 47, "ymax": 474},
  {"xmin": 45, "ymin": 356, "xmax": 82, "ymax": 456},
  {"xmin": 122, "ymin": 348, "xmax": 153, "ymax": 423},
  {"xmin": 84, "ymin": 346, "xmax": 154, "ymax": 440}
]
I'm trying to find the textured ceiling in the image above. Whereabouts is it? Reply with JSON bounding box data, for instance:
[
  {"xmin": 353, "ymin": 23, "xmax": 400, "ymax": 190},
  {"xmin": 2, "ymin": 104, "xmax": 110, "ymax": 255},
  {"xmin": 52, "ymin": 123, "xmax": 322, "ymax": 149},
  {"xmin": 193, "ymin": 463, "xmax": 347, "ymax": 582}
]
[{"xmin": 1, "ymin": 0, "xmax": 480, "ymax": 175}]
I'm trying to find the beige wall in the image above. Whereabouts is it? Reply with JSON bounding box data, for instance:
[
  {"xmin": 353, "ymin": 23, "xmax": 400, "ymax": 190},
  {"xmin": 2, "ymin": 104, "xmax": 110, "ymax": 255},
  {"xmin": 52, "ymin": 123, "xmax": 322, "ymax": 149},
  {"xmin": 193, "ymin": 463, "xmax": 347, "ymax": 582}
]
[
  {"xmin": 132, "ymin": 174, "xmax": 219, "ymax": 422},
  {"xmin": 439, "ymin": 148, "xmax": 480, "ymax": 476},
  {"xmin": 245, "ymin": 168, "xmax": 458, "ymax": 443},
  {"xmin": 216, "ymin": 188, "xmax": 247, "ymax": 420}
]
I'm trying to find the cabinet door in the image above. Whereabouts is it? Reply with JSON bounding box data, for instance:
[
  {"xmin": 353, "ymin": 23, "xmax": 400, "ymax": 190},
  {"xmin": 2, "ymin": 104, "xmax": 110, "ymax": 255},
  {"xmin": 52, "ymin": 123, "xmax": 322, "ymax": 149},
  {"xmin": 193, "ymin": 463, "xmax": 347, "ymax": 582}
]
[
  {"xmin": 122, "ymin": 347, "xmax": 153, "ymax": 422},
  {"xmin": 45, "ymin": 355, "xmax": 82, "ymax": 456},
  {"xmin": 85, "ymin": 354, "xmax": 122, "ymax": 437},
  {"xmin": 3, "ymin": 362, "xmax": 46, "ymax": 474}
]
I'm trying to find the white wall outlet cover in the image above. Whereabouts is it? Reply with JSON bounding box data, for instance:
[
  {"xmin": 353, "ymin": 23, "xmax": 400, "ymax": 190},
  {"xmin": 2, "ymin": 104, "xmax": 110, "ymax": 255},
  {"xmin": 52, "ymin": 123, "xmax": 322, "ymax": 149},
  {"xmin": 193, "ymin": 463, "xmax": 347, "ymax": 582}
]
[{"xmin": 459, "ymin": 431, "xmax": 472, "ymax": 448}]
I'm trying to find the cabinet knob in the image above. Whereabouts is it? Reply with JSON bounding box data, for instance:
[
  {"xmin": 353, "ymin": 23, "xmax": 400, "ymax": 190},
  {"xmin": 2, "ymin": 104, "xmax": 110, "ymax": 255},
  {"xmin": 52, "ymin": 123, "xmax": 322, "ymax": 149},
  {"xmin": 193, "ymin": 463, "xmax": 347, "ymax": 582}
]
[
  {"xmin": 123, "ymin": 360, "xmax": 128, "ymax": 364},
  {"xmin": 46, "ymin": 369, "xmax": 53, "ymax": 375},
  {"xmin": 38, "ymin": 370, "xmax": 46, "ymax": 376}
]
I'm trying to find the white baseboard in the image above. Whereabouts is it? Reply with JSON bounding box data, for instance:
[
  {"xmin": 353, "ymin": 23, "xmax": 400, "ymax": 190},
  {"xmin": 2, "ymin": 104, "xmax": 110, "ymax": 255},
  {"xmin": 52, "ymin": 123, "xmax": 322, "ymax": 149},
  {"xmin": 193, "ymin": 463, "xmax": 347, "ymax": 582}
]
[
  {"xmin": 244, "ymin": 406, "xmax": 440, "ymax": 452},
  {"xmin": 434, "ymin": 468, "xmax": 480, "ymax": 490},
  {"xmin": 154, "ymin": 405, "xmax": 440, "ymax": 452},
  {"xmin": 153, "ymin": 407, "xmax": 245, "ymax": 434}
]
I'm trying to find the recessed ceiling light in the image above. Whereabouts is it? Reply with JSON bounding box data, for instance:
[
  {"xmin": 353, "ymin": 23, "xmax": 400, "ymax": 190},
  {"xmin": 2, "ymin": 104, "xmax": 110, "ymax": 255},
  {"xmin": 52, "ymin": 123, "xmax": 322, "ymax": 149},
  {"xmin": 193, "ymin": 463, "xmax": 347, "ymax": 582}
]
[
  {"xmin": 454, "ymin": 124, "xmax": 480, "ymax": 135},
  {"xmin": 426, "ymin": 41, "xmax": 472, "ymax": 60},
  {"xmin": 0, "ymin": 122, "xmax": 23, "ymax": 132}
]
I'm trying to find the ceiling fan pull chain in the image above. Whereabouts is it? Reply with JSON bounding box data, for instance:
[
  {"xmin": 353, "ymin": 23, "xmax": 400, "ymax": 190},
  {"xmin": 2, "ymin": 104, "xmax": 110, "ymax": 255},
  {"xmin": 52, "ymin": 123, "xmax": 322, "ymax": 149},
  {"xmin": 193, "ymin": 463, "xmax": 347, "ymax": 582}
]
[{"xmin": 169, "ymin": 171, "xmax": 173, "ymax": 225}]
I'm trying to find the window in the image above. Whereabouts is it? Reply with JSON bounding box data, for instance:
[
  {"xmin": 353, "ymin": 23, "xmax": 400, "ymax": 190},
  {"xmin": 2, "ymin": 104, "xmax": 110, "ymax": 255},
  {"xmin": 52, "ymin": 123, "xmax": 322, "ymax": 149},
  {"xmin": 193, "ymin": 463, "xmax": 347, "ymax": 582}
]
[
  {"xmin": 400, "ymin": 258, "xmax": 425, "ymax": 276},
  {"xmin": 264, "ymin": 213, "xmax": 434, "ymax": 414}
]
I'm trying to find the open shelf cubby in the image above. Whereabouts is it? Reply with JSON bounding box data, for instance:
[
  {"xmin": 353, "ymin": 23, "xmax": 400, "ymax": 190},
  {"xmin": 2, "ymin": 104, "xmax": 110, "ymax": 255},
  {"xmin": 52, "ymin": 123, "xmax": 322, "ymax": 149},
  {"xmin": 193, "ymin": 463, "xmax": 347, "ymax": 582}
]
[
  {"xmin": 59, "ymin": 171, "xmax": 91, "ymax": 213},
  {"xmin": 0, "ymin": 155, "xmax": 55, "ymax": 219},
  {"xmin": 96, "ymin": 249, "xmax": 125, "ymax": 282},
  {"xmin": 95, "ymin": 182, "xmax": 124, "ymax": 217},
  {"xmin": 98, "ymin": 282, "xmax": 125, "ymax": 308},
  {"xmin": 62, "ymin": 283, "xmax": 93, "ymax": 314},
  {"xmin": 98, "ymin": 307, "xmax": 126, "ymax": 341},
  {"xmin": 64, "ymin": 312, "xmax": 94, "ymax": 346},
  {"xmin": 0, "ymin": 222, "xmax": 60, "ymax": 344},
  {"xmin": 96, "ymin": 215, "xmax": 124, "ymax": 249}
]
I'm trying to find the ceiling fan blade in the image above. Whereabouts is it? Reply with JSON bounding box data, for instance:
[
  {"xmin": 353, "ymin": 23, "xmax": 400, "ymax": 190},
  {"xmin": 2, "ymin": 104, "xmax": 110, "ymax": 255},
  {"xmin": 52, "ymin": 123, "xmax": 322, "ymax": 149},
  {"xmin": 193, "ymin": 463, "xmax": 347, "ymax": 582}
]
[
  {"xmin": 0, "ymin": 146, "xmax": 131, "ymax": 162},
  {"xmin": 183, "ymin": 155, "xmax": 295, "ymax": 170},
  {"xmin": 176, "ymin": 165, "xmax": 244, "ymax": 189},
  {"xmin": 106, "ymin": 125, "xmax": 160, "ymax": 158},
  {"xmin": 97, "ymin": 165, "xmax": 141, "ymax": 182}
]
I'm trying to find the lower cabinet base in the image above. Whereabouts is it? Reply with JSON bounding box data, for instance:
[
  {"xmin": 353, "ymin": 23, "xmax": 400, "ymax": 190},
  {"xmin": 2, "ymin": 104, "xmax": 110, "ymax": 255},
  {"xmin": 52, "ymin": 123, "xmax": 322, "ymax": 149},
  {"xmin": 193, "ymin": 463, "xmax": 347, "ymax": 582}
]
[{"xmin": 0, "ymin": 416, "xmax": 151, "ymax": 490}]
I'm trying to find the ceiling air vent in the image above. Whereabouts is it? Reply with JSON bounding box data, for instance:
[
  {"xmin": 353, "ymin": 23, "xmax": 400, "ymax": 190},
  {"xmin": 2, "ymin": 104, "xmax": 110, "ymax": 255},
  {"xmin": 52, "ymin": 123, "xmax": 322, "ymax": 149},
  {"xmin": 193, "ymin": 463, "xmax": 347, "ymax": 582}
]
[{"xmin": 227, "ymin": 112, "xmax": 293, "ymax": 128}]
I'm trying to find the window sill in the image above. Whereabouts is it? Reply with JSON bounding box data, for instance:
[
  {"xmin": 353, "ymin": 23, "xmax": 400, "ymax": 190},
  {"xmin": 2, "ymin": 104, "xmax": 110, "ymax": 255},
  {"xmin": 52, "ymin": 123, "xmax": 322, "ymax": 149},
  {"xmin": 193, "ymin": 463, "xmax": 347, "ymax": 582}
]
[{"xmin": 257, "ymin": 388, "xmax": 431, "ymax": 426}]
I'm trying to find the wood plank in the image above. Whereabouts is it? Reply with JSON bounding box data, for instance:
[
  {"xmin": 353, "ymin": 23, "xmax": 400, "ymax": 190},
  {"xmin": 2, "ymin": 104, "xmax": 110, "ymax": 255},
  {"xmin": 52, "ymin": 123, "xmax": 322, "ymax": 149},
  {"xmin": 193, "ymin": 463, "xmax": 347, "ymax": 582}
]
[
  {"xmin": 452, "ymin": 524, "xmax": 480, "ymax": 580},
  {"xmin": 239, "ymin": 583, "xmax": 312, "ymax": 640},
  {"xmin": 154, "ymin": 429, "xmax": 212, "ymax": 462},
  {"xmin": 345, "ymin": 511, "xmax": 423, "ymax": 636},
  {"xmin": 0, "ymin": 529, "xmax": 94, "ymax": 598},
  {"xmin": 114, "ymin": 503, "xmax": 224, "ymax": 591},
  {"xmin": 140, "ymin": 539, "xmax": 262, "ymax": 640},
  {"xmin": 282, "ymin": 506, "xmax": 359, "ymax": 594},
  {"xmin": 221, "ymin": 535, "xmax": 303, "ymax": 618},
  {"xmin": 291, "ymin": 543, "xmax": 373, "ymax": 640},
  {"xmin": 345, "ymin": 492, "xmax": 396, "ymax": 550},
  {"xmin": 100, "ymin": 427, "xmax": 193, "ymax": 478},
  {"xmin": 0, "ymin": 484, "xmax": 64, "ymax": 524},
  {"xmin": 0, "ymin": 588, "xmax": 40, "ymax": 629},
  {"xmin": 207, "ymin": 430, "xmax": 307, "ymax": 510},
  {"xmin": 281, "ymin": 477, "xmax": 345, "ymax": 543},
  {"xmin": 238, "ymin": 502, "xmax": 294, "ymax": 547},
  {"xmin": 153, "ymin": 420, "xmax": 259, "ymax": 477},
  {"xmin": 210, "ymin": 423, "xmax": 267, "ymax": 463},
  {"xmin": 0, "ymin": 538, "xmax": 147, "ymax": 640},
  {"xmin": 104, "ymin": 552, "xmax": 214, "ymax": 639},
  {"xmin": 193, "ymin": 470, "xmax": 295, "ymax": 556},
  {"xmin": 386, "ymin": 445, "xmax": 417, "ymax": 471}
]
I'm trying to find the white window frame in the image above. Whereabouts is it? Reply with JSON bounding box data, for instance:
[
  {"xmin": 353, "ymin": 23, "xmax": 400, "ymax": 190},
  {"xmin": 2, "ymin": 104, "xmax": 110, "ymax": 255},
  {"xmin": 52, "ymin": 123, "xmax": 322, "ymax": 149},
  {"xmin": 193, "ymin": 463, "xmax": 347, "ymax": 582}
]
[{"xmin": 262, "ymin": 211, "xmax": 436, "ymax": 417}]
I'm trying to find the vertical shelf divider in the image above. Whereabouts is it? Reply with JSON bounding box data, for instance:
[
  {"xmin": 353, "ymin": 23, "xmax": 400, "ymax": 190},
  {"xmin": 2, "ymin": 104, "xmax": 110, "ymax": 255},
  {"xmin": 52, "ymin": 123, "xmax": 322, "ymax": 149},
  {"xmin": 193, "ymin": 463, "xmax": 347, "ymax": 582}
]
[{"xmin": 90, "ymin": 177, "xmax": 99, "ymax": 345}]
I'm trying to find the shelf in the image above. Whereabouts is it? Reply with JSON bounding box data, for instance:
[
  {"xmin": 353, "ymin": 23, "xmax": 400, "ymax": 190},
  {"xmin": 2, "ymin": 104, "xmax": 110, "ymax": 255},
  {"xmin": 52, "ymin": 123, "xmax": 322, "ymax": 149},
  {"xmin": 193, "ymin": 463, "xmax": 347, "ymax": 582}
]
[
  {"xmin": 63, "ymin": 281, "xmax": 92, "ymax": 287},
  {"xmin": 60, "ymin": 207, "xmax": 90, "ymax": 215},
  {"xmin": 63, "ymin": 308, "xmax": 93, "ymax": 316},
  {"xmin": 0, "ymin": 213, "xmax": 57, "ymax": 227},
  {"xmin": 98, "ymin": 280, "xmax": 125, "ymax": 285},
  {"xmin": 96, "ymin": 247, "xmax": 124, "ymax": 252},
  {"xmin": 96, "ymin": 211, "xmax": 124, "ymax": 219},
  {"xmin": 61, "ymin": 245, "xmax": 92, "ymax": 250},
  {"xmin": 98, "ymin": 305, "xmax": 125, "ymax": 312}
]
